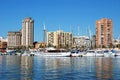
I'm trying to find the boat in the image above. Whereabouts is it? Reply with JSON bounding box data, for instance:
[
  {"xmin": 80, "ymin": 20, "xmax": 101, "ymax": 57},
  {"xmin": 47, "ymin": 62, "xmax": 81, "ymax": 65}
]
[
  {"xmin": 83, "ymin": 50, "xmax": 96, "ymax": 57},
  {"xmin": 38, "ymin": 50, "xmax": 71, "ymax": 57},
  {"xmin": 37, "ymin": 47, "xmax": 71, "ymax": 57},
  {"xmin": 21, "ymin": 50, "xmax": 34, "ymax": 56},
  {"xmin": 70, "ymin": 50, "xmax": 84, "ymax": 57},
  {"xmin": 1, "ymin": 52, "xmax": 7, "ymax": 55},
  {"xmin": 103, "ymin": 50, "xmax": 116, "ymax": 57},
  {"xmin": 95, "ymin": 50, "xmax": 104, "ymax": 57},
  {"xmin": 114, "ymin": 50, "xmax": 120, "ymax": 56},
  {"xmin": 70, "ymin": 50, "xmax": 80, "ymax": 57},
  {"xmin": 83, "ymin": 50, "xmax": 104, "ymax": 57},
  {"xmin": 35, "ymin": 47, "xmax": 71, "ymax": 57},
  {"xmin": 22, "ymin": 50, "xmax": 30, "ymax": 56}
]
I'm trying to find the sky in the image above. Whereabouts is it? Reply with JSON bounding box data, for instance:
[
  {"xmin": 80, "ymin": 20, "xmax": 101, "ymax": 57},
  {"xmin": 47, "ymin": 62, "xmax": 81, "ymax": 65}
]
[{"xmin": 0, "ymin": 0, "xmax": 120, "ymax": 42}]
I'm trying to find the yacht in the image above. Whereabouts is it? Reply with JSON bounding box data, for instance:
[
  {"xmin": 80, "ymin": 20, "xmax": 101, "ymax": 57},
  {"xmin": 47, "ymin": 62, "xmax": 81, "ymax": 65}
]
[
  {"xmin": 103, "ymin": 50, "xmax": 116, "ymax": 57},
  {"xmin": 38, "ymin": 50, "xmax": 71, "ymax": 57},
  {"xmin": 95, "ymin": 50, "xmax": 104, "ymax": 57},
  {"xmin": 83, "ymin": 50, "xmax": 104, "ymax": 57},
  {"xmin": 37, "ymin": 47, "xmax": 71, "ymax": 57},
  {"xmin": 70, "ymin": 50, "xmax": 85, "ymax": 57},
  {"xmin": 83, "ymin": 50, "xmax": 96, "ymax": 57},
  {"xmin": 114, "ymin": 50, "xmax": 120, "ymax": 56},
  {"xmin": 70, "ymin": 50, "xmax": 80, "ymax": 57}
]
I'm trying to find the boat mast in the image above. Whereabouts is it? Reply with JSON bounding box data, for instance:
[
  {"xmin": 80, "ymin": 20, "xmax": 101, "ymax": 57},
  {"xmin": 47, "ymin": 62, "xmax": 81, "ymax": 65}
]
[{"xmin": 87, "ymin": 26, "xmax": 92, "ymax": 49}]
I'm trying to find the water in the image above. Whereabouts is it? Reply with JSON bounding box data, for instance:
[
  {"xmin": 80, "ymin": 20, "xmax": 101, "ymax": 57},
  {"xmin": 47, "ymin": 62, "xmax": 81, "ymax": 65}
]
[{"xmin": 0, "ymin": 56, "xmax": 120, "ymax": 80}]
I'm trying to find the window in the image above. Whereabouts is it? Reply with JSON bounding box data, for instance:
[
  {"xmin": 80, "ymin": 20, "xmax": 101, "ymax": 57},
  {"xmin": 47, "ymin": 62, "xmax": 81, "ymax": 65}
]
[{"xmin": 101, "ymin": 38, "xmax": 104, "ymax": 45}]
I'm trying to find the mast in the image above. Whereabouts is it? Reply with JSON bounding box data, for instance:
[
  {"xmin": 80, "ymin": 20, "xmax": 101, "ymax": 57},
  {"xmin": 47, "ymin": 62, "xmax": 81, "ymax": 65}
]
[{"xmin": 87, "ymin": 26, "xmax": 92, "ymax": 49}]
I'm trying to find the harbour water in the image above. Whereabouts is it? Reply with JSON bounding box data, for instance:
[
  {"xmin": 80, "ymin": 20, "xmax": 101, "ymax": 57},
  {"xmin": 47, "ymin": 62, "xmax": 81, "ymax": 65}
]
[{"xmin": 0, "ymin": 56, "xmax": 120, "ymax": 80}]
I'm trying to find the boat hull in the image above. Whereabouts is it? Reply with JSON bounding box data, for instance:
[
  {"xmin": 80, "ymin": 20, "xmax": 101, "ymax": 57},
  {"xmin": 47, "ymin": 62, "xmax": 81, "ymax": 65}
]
[{"xmin": 37, "ymin": 52, "xmax": 71, "ymax": 57}]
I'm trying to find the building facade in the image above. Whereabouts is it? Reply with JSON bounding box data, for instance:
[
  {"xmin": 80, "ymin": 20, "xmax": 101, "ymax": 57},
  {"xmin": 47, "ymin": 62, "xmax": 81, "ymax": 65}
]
[
  {"xmin": 7, "ymin": 32, "xmax": 21, "ymax": 49},
  {"xmin": 0, "ymin": 37, "xmax": 7, "ymax": 49},
  {"xmin": 96, "ymin": 18, "xmax": 113, "ymax": 48},
  {"xmin": 113, "ymin": 39, "xmax": 120, "ymax": 49},
  {"xmin": 73, "ymin": 36, "xmax": 90, "ymax": 49},
  {"xmin": 47, "ymin": 30, "xmax": 73, "ymax": 48},
  {"xmin": 22, "ymin": 17, "xmax": 34, "ymax": 46}
]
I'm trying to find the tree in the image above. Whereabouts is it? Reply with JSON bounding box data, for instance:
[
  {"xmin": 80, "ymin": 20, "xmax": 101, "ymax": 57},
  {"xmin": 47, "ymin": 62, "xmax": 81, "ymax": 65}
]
[
  {"xmin": 109, "ymin": 43, "xmax": 113, "ymax": 48},
  {"xmin": 48, "ymin": 43, "xmax": 53, "ymax": 47},
  {"xmin": 33, "ymin": 41, "xmax": 38, "ymax": 48}
]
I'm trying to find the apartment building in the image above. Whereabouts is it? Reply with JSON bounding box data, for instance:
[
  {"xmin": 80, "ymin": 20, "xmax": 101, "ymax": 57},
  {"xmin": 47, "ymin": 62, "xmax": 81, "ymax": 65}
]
[
  {"xmin": 96, "ymin": 18, "xmax": 113, "ymax": 48},
  {"xmin": 47, "ymin": 30, "xmax": 73, "ymax": 48},
  {"xmin": 7, "ymin": 31, "xmax": 21, "ymax": 49},
  {"xmin": 22, "ymin": 17, "xmax": 34, "ymax": 46}
]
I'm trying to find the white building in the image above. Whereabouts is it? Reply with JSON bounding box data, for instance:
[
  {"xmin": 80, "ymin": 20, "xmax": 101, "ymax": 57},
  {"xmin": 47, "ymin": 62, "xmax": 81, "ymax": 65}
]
[
  {"xmin": 73, "ymin": 36, "xmax": 90, "ymax": 48},
  {"xmin": 0, "ymin": 37, "xmax": 8, "ymax": 42},
  {"xmin": 113, "ymin": 39, "xmax": 120, "ymax": 48},
  {"xmin": 22, "ymin": 17, "xmax": 34, "ymax": 46}
]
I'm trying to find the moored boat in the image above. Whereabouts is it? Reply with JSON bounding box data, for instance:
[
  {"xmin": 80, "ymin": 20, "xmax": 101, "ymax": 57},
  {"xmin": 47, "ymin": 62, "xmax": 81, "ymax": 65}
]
[
  {"xmin": 115, "ymin": 51, "xmax": 120, "ymax": 56},
  {"xmin": 70, "ymin": 50, "xmax": 80, "ymax": 57},
  {"xmin": 103, "ymin": 50, "xmax": 116, "ymax": 57},
  {"xmin": 40, "ymin": 52, "xmax": 70, "ymax": 57},
  {"xmin": 83, "ymin": 50, "xmax": 96, "ymax": 57},
  {"xmin": 37, "ymin": 47, "xmax": 71, "ymax": 57},
  {"xmin": 39, "ymin": 50, "xmax": 71, "ymax": 57},
  {"xmin": 38, "ymin": 52, "xmax": 71, "ymax": 57},
  {"xmin": 95, "ymin": 50, "xmax": 104, "ymax": 57},
  {"xmin": 83, "ymin": 49, "xmax": 104, "ymax": 57}
]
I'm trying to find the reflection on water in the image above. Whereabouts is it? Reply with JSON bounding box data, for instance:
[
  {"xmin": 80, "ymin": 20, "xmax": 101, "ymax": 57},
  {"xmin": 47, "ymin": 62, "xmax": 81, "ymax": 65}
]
[
  {"xmin": 21, "ymin": 56, "xmax": 33, "ymax": 80},
  {"xmin": 96, "ymin": 58, "xmax": 113, "ymax": 80},
  {"xmin": 0, "ymin": 56, "xmax": 120, "ymax": 80},
  {"xmin": 0, "ymin": 56, "xmax": 33, "ymax": 80}
]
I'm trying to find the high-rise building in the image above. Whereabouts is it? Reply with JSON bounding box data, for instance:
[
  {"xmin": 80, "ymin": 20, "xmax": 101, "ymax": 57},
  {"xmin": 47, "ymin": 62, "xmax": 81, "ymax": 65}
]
[
  {"xmin": 47, "ymin": 30, "xmax": 73, "ymax": 48},
  {"xmin": 7, "ymin": 31, "xmax": 21, "ymax": 49},
  {"xmin": 96, "ymin": 18, "xmax": 113, "ymax": 48},
  {"xmin": 43, "ymin": 24, "xmax": 47, "ymax": 43},
  {"xmin": 22, "ymin": 17, "xmax": 34, "ymax": 46}
]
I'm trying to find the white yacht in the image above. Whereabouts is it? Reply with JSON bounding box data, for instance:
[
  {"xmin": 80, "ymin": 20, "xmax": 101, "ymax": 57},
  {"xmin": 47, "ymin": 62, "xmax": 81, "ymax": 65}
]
[
  {"xmin": 95, "ymin": 50, "xmax": 104, "ymax": 57},
  {"xmin": 114, "ymin": 50, "xmax": 120, "ymax": 56},
  {"xmin": 83, "ymin": 50, "xmax": 104, "ymax": 57},
  {"xmin": 37, "ymin": 47, "xmax": 71, "ymax": 57},
  {"xmin": 22, "ymin": 50, "xmax": 35, "ymax": 56},
  {"xmin": 70, "ymin": 50, "xmax": 80, "ymax": 57},
  {"xmin": 38, "ymin": 50, "xmax": 71, "ymax": 57},
  {"xmin": 83, "ymin": 50, "xmax": 96, "ymax": 57},
  {"xmin": 70, "ymin": 50, "xmax": 85, "ymax": 57},
  {"xmin": 103, "ymin": 50, "xmax": 116, "ymax": 57},
  {"xmin": 22, "ymin": 50, "xmax": 31, "ymax": 56}
]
